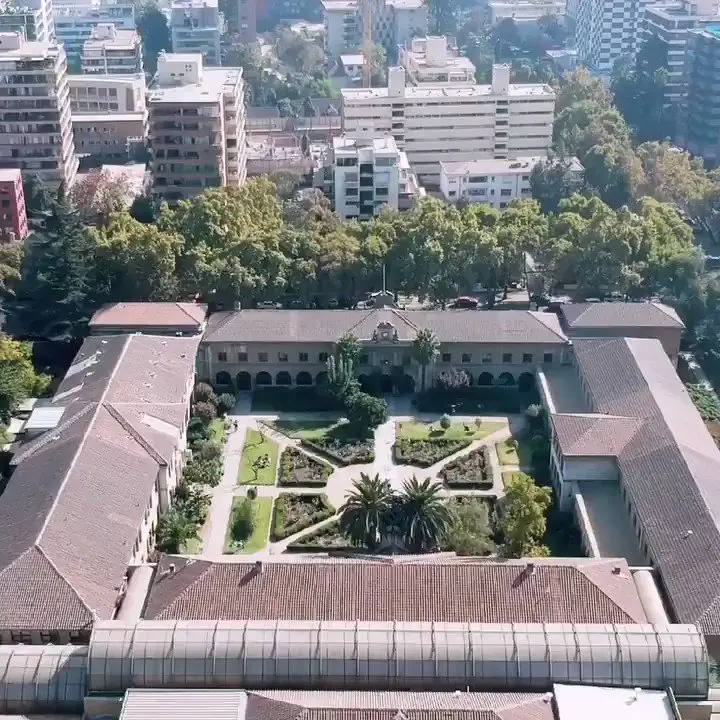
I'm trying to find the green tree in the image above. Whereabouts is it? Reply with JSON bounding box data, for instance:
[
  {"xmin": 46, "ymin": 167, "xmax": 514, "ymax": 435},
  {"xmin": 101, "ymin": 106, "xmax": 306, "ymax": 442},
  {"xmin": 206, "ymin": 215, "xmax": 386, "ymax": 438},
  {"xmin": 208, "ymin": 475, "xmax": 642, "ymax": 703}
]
[
  {"xmin": 182, "ymin": 458, "xmax": 222, "ymax": 487},
  {"xmin": 346, "ymin": 392, "xmax": 388, "ymax": 430},
  {"xmin": 339, "ymin": 473, "xmax": 394, "ymax": 551},
  {"xmin": 443, "ymin": 497, "xmax": 495, "ymax": 556},
  {"xmin": 136, "ymin": 0, "xmax": 171, "ymax": 74},
  {"xmin": 336, "ymin": 331, "xmax": 361, "ymax": 365},
  {"xmin": 156, "ymin": 509, "xmax": 199, "ymax": 553},
  {"xmin": 412, "ymin": 328, "xmax": 440, "ymax": 392},
  {"xmin": 22, "ymin": 173, "xmax": 53, "ymax": 216},
  {"xmin": 398, "ymin": 476, "xmax": 452, "ymax": 553},
  {"xmin": 231, "ymin": 497, "xmax": 256, "ymax": 542},
  {"xmin": 530, "ymin": 157, "xmax": 583, "ymax": 213},
  {"xmin": 0, "ymin": 337, "xmax": 50, "ymax": 423},
  {"xmin": 0, "ymin": 244, "xmax": 23, "ymax": 295},
  {"xmin": 326, "ymin": 354, "xmax": 359, "ymax": 406},
  {"xmin": 497, "ymin": 472, "xmax": 552, "ymax": 557},
  {"xmin": 175, "ymin": 482, "xmax": 210, "ymax": 524}
]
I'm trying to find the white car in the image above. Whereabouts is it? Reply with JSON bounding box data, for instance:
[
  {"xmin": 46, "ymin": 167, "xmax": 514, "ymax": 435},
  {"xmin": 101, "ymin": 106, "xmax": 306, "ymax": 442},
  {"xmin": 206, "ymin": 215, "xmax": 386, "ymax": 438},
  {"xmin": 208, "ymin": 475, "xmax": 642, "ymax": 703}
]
[{"xmin": 256, "ymin": 301, "xmax": 281, "ymax": 309}]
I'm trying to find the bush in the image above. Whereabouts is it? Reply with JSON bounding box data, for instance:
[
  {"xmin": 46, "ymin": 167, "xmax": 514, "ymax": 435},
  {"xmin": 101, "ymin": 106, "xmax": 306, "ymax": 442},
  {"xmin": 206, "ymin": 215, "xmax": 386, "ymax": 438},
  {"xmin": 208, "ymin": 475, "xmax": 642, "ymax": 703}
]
[
  {"xmin": 286, "ymin": 519, "xmax": 353, "ymax": 552},
  {"xmin": 247, "ymin": 486, "xmax": 258, "ymax": 500},
  {"xmin": 270, "ymin": 493, "xmax": 335, "ymax": 541},
  {"xmin": 443, "ymin": 497, "xmax": 496, "ymax": 556},
  {"xmin": 417, "ymin": 387, "xmax": 525, "ymax": 414},
  {"xmin": 346, "ymin": 392, "xmax": 388, "ymax": 430},
  {"xmin": 440, "ymin": 414, "xmax": 451, "ymax": 430},
  {"xmin": 252, "ymin": 387, "xmax": 341, "ymax": 412},
  {"xmin": 299, "ymin": 425, "xmax": 375, "ymax": 465},
  {"xmin": 436, "ymin": 368, "xmax": 472, "ymax": 392},
  {"xmin": 183, "ymin": 458, "xmax": 223, "ymax": 487},
  {"xmin": 394, "ymin": 438, "xmax": 470, "ymax": 467},
  {"xmin": 231, "ymin": 497, "xmax": 256, "ymax": 542},
  {"xmin": 216, "ymin": 393, "xmax": 236, "ymax": 416},
  {"xmin": 440, "ymin": 446, "xmax": 493, "ymax": 489},
  {"xmin": 191, "ymin": 440, "xmax": 222, "ymax": 462},
  {"xmin": 278, "ymin": 446, "xmax": 332, "ymax": 486},
  {"xmin": 187, "ymin": 417, "xmax": 210, "ymax": 444},
  {"xmin": 686, "ymin": 383, "xmax": 720, "ymax": 422},
  {"xmin": 193, "ymin": 401, "xmax": 217, "ymax": 423},
  {"xmin": 195, "ymin": 382, "xmax": 217, "ymax": 404},
  {"xmin": 175, "ymin": 483, "xmax": 211, "ymax": 525}
]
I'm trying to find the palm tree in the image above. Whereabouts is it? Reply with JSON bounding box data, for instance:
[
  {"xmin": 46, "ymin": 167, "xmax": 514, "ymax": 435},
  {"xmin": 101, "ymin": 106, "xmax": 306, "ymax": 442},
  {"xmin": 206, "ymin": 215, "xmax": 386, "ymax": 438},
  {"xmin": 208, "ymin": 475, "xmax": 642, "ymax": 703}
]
[
  {"xmin": 412, "ymin": 328, "xmax": 440, "ymax": 392},
  {"xmin": 339, "ymin": 473, "xmax": 394, "ymax": 551},
  {"xmin": 156, "ymin": 509, "xmax": 199, "ymax": 554},
  {"xmin": 399, "ymin": 476, "xmax": 452, "ymax": 554}
]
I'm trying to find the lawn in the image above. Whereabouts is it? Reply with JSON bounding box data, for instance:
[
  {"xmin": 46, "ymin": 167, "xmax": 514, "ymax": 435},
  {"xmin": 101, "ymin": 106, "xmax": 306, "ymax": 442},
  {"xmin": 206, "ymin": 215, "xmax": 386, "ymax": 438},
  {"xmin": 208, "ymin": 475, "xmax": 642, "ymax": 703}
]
[
  {"xmin": 181, "ymin": 536, "xmax": 203, "ymax": 555},
  {"xmin": 396, "ymin": 419, "xmax": 505, "ymax": 442},
  {"xmin": 238, "ymin": 430, "xmax": 279, "ymax": 485},
  {"xmin": 224, "ymin": 496, "xmax": 273, "ymax": 554},
  {"xmin": 272, "ymin": 419, "xmax": 339, "ymax": 439},
  {"xmin": 496, "ymin": 436, "xmax": 534, "ymax": 467},
  {"xmin": 209, "ymin": 418, "xmax": 227, "ymax": 446}
]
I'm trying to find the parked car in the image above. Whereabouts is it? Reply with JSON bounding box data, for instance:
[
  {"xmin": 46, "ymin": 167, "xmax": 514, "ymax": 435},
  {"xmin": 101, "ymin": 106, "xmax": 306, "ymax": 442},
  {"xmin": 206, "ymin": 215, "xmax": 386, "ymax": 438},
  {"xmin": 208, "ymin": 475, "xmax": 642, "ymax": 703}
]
[
  {"xmin": 450, "ymin": 296, "xmax": 479, "ymax": 309},
  {"xmin": 256, "ymin": 301, "xmax": 282, "ymax": 309}
]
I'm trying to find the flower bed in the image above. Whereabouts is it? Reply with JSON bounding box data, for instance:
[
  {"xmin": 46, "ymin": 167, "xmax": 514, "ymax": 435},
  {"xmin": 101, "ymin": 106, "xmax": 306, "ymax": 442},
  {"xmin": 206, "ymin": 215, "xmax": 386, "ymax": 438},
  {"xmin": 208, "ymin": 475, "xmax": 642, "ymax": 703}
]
[
  {"xmin": 301, "ymin": 436, "xmax": 375, "ymax": 465},
  {"xmin": 439, "ymin": 446, "xmax": 494, "ymax": 489},
  {"xmin": 278, "ymin": 446, "xmax": 333, "ymax": 487},
  {"xmin": 393, "ymin": 438, "xmax": 471, "ymax": 467},
  {"xmin": 270, "ymin": 493, "xmax": 335, "ymax": 541},
  {"xmin": 286, "ymin": 519, "xmax": 353, "ymax": 552}
]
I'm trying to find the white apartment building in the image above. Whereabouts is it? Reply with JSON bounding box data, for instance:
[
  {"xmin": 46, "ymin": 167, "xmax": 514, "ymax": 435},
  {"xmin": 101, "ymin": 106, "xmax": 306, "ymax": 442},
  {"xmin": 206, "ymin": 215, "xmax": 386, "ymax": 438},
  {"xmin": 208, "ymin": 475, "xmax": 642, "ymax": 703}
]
[
  {"xmin": 80, "ymin": 22, "xmax": 142, "ymax": 74},
  {"xmin": 54, "ymin": 0, "xmax": 134, "ymax": 66},
  {"xmin": 322, "ymin": 0, "xmax": 427, "ymax": 57},
  {"xmin": 314, "ymin": 133, "xmax": 424, "ymax": 219},
  {"xmin": 488, "ymin": 0, "xmax": 565, "ymax": 23},
  {"xmin": 399, "ymin": 35, "xmax": 476, "ymax": 85},
  {"xmin": 170, "ymin": 0, "xmax": 223, "ymax": 65},
  {"xmin": 641, "ymin": 0, "xmax": 720, "ymax": 104},
  {"xmin": 0, "ymin": 32, "xmax": 77, "ymax": 187},
  {"xmin": 68, "ymin": 73, "xmax": 147, "ymax": 160},
  {"xmin": 440, "ymin": 156, "xmax": 583, "ymax": 209},
  {"xmin": 341, "ymin": 64, "xmax": 556, "ymax": 189},
  {"xmin": 0, "ymin": 0, "xmax": 54, "ymax": 41},
  {"xmin": 575, "ymin": 0, "xmax": 654, "ymax": 71},
  {"xmin": 148, "ymin": 53, "xmax": 246, "ymax": 203}
]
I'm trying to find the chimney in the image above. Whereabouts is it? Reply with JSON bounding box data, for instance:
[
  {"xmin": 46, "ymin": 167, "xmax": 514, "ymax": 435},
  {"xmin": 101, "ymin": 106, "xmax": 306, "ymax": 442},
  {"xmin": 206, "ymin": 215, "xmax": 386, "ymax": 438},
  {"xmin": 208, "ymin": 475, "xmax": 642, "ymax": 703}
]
[
  {"xmin": 526, "ymin": 562, "xmax": 535, "ymax": 575},
  {"xmin": 612, "ymin": 565, "xmax": 622, "ymax": 575},
  {"xmin": 255, "ymin": 560, "xmax": 263, "ymax": 574},
  {"xmin": 387, "ymin": 66, "xmax": 406, "ymax": 98}
]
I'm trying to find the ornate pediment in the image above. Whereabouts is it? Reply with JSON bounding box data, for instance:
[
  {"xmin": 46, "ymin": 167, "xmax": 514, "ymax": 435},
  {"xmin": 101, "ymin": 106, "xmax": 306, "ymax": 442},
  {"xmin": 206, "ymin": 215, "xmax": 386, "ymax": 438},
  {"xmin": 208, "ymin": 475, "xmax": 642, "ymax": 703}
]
[{"xmin": 371, "ymin": 321, "xmax": 399, "ymax": 343}]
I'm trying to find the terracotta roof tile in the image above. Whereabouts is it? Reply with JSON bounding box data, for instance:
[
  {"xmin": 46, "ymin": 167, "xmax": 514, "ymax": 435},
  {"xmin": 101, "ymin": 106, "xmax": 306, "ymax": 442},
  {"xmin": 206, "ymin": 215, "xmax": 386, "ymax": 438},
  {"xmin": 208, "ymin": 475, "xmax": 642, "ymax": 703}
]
[{"xmin": 89, "ymin": 302, "xmax": 207, "ymax": 332}]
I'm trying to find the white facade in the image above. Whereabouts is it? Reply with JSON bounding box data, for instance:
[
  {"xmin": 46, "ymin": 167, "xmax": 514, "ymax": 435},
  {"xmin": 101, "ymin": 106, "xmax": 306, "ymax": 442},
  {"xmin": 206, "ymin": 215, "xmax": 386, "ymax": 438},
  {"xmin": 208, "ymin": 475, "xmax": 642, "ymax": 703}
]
[
  {"xmin": 641, "ymin": 0, "xmax": 720, "ymax": 104},
  {"xmin": 576, "ymin": 0, "xmax": 653, "ymax": 71},
  {"xmin": 170, "ymin": 0, "xmax": 223, "ymax": 65},
  {"xmin": 148, "ymin": 53, "xmax": 246, "ymax": 202},
  {"xmin": 341, "ymin": 64, "xmax": 556, "ymax": 188},
  {"xmin": 68, "ymin": 71, "xmax": 145, "ymax": 113},
  {"xmin": 0, "ymin": 33, "xmax": 77, "ymax": 187},
  {"xmin": 440, "ymin": 156, "xmax": 583, "ymax": 209},
  {"xmin": 80, "ymin": 23, "xmax": 142, "ymax": 74},
  {"xmin": 0, "ymin": 0, "xmax": 54, "ymax": 41},
  {"xmin": 399, "ymin": 35, "xmax": 476, "ymax": 85},
  {"xmin": 488, "ymin": 0, "xmax": 565, "ymax": 23}
]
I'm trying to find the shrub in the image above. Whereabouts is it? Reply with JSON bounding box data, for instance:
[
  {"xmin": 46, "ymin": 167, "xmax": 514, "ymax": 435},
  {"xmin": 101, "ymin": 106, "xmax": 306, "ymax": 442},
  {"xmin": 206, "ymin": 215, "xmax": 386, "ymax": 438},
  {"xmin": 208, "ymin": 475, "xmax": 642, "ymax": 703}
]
[
  {"xmin": 175, "ymin": 483, "xmax": 211, "ymax": 525},
  {"xmin": 525, "ymin": 403, "xmax": 544, "ymax": 419},
  {"xmin": 231, "ymin": 498, "xmax": 256, "ymax": 542},
  {"xmin": 440, "ymin": 446, "xmax": 493, "ymax": 489},
  {"xmin": 252, "ymin": 387, "xmax": 341, "ymax": 412},
  {"xmin": 443, "ymin": 497, "xmax": 496, "ymax": 556},
  {"xmin": 247, "ymin": 486, "xmax": 258, "ymax": 500},
  {"xmin": 187, "ymin": 417, "xmax": 210, "ymax": 444},
  {"xmin": 346, "ymin": 392, "xmax": 388, "ymax": 430},
  {"xmin": 216, "ymin": 393, "xmax": 236, "ymax": 416},
  {"xmin": 394, "ymin": 438, "xmax": 470, "ymax": 467},
  {"xmin": 191, "ymin": 440, "xmax": 222, "ymax": 462},
  {"xmin": 195, "ymin": 382, "xmax": 217, "ymax": 404},
  {"xmin": 193, "ymin": 401, "xmax": 217, "ymax": 423},
  {"xmin": 440, "ymin": 414, "xmax": 451, "ymax": 430},
  {"xmin": 278, "ymin": 447, "xmax": 332, "ymax": 486},
  {"xmin": 686, "ymin": 383, "xmax": 720, "ymax": 422},
  {"xmin": 417, "ymin": 387, "xmax": 524, "ymax": 414},
  {"xmin": 183, "ymin": 458, "xmax": 223, "ymax": 487},
  {"xmin": 436, "ymin": 368, "xmax": 472, "ymax": 392},
  {"xmin": 270, "ymin": 493, "xmax": 335, "ymax": 541}
]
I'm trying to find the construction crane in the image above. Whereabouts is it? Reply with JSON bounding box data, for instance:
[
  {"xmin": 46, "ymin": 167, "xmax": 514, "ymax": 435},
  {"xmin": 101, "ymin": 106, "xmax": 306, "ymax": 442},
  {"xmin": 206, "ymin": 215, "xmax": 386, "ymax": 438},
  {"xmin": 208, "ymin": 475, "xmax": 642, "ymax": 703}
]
[{"xmin": 361, "ymin": 0, "xmax": 373, "ymax": 87}]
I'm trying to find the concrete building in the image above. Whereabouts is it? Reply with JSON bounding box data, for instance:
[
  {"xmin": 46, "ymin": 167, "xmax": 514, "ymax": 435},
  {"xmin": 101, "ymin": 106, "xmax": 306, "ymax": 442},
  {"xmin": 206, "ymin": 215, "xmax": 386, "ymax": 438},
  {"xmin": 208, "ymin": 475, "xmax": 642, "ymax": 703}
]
[
  {"xmin": 314, "ymin": 134, "xmax": 424, "ymax": 219},
  {"xmin": 54, "ymin": 0, "xmax": 134, "ymax": 66},
  {"xmin": 641, "ymin": 0, "xmax": 720, "ymax": 105},
  {"xmin": 0, "ymin": 0, "xmax": 54, "ymax": 41},
  {"xmin": 322, "ymin": 0, "xmax": 427, "ymax": 57},
  {"xmin": 80, "ymin": 23, "xmax": 142, "ymax": 74},
  {"xmin": 148, "ymin": 53, "xmax": 246, "ymax": 203},
  {"xmin": 170, "ymin": 0, "xmax": 223, "ymax": 65},
  {"xmin": 399, "ymin": 35, "xmax": 476, "ymax": 85},
  {"xmin": 440, "ymin": 156, "xmax": 583, "ymax": 209},
  {"xmin": 224, "ymin": 0, "xmax": 256, "ymax": 41},
  {"xmin": 677, "ymin": 25, "xmax": 720, "ymax": 163},
  {"xmin": 68, "ymin": 73, "xmax": 147, "ymax": 161},
  {"xmin": 0, "ymin": 33, "xmax": 77, "ymax": 188},
  {"xmin": 575, "ymin": 0, "xmax": 653, "ymax": 71},
  {"xmin": 341, "ymin": 64, "xmax": 556, "ymax": 188},
  {"xmin": 0, "ymin": 168, "xmax": 28, "ymax": 241},
  {"xmin": 488, "ymin": 0, "xmax": 565, "ymax": 24}
]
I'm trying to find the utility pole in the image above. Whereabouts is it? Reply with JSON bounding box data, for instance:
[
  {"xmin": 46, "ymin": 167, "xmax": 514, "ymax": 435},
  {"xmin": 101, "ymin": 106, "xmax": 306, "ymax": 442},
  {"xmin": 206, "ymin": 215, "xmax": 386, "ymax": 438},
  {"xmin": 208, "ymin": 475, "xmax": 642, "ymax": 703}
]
[{"xmin": 362, "ymin": 0, "xmax": 372, "ymax": 88}]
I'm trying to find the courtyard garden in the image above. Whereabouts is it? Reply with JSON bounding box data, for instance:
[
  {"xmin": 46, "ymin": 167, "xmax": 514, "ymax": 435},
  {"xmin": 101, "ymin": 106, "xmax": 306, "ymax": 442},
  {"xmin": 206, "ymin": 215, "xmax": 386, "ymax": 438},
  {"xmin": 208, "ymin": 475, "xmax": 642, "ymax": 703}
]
[
  {"xmin": 440, "ymin": 446, "xmax": 494, "ymax": 490},
  {"xmin": 270, "ymin": 493, "xmax": 336, "ymax": 542},
  {"xmin": 238, "ymin": 430, "xmax": 279, "ymax": 486},
  {"xmin": 224, "ymin": 494, "xmax": 273, "ymax": 554},
  {"xmin": 278, "ymin": 446, "xmax": 333, "ymax": 486},
  {"xmin": 272, "ymin": 419, "xmax": 375, "ymax": 465}
]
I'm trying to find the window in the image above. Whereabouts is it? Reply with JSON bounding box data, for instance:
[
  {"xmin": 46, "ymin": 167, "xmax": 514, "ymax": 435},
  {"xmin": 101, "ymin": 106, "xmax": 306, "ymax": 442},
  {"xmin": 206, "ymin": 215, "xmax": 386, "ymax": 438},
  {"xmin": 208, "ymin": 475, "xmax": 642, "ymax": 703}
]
[
  {"xmin": 299, "ymin": 352, "xmax": 309, "ymax": 362},
  {"xmin": 319, "ymin": 352, "xmax": 329, "ymax": 362},
  {"xmin": 543, "ymin": 352, "xmax": 553, "ymax": 363},
  {"xmin": 345, "ymin": 186, "xmax": 358, "ymax": 196},
  {"xmin": 278, "ymin": 352, "xmax": 288, "ymax": 362},
  {"xmin": 11, "ymin": 631, "xmax": 32, "ymax": 643},
  {"xmin": 238, "ymin": 351, "xmax": 248, "ymax": 362},
  {"xmin": 359, "ymin": 353, "xmax": 369, "ymax": 364},
  {"xmin": 468, "ymin": 175, "xmax": 488, "ymax": 183},
  {"xmin": 442, "ymin": 352, "xmax": 451, "ymax": 362},
  {"xmin": 258, "ymin": 352, "xmax": 268, "ymax": 362},
  {"xmin": 522, "ymin": 353, "xmax": 533, "ymax": 363},
  {"xmin": 40, "ymin": 631, "xmax": 60, "ymax": 644},
  {"xmin": 217, "ymin": 351, "xmax": 227, "ymax": 362},
  {"xmin": 500, "ymin": 189, "xmax": 512, "ymax": 197},
  {"xmin": 482, "ymin": 352, "xmax": 492, "ymax": 364},
  {"xmin": 502, "ymin": 353, "xmax": 512, "ymax": 363},
  {"xmin": 461, "ymin": 353, "xmax": 471, "ymax": 363}
]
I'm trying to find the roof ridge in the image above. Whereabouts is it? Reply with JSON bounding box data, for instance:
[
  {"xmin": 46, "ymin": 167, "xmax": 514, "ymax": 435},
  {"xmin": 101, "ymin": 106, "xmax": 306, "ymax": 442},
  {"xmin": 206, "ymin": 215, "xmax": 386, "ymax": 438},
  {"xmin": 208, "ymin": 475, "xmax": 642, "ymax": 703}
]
[
  {"xmin": 104, "ymin": 403, "xmax": 168, "ymax": 466},
  {"xmin": 652, "ymin": 301, "xmax": 684, "ymax": 326},
  {"xmin": 153, "ymin": 558, "xmax": 215, "ymax": 617},
  {"xmin": 527, "ymin": 310, "xmax": 569, "ymax": 342},
  {"xmin": 175, "ymin": 302, "xmax": 204, "ymax": 324},
  {"xmin": 344, "ymin": 308, "xmax": 380, "ymax": 336},
  {"xmin": 391, "ymin": 309, "xmax": 420, "ymax": 332},
  {"xmin": 575, "ymin": 560, "xmax": 645, "ymax": 623},
  {"xmin": 205, "ymin": 311, "xmax": 239, "ymax": 340}
]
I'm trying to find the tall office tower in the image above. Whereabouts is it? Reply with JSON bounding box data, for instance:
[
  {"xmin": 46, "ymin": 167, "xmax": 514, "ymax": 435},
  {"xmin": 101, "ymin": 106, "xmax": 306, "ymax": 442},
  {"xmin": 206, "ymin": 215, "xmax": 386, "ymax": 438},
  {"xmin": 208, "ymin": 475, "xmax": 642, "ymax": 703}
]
[
  {"xmin": 148, "ymin": 53, "xmax": 246, "ymax": 203},
  {"xmin": 0, "ymin": 32, "xmax": 77, "ymax": 187},
  {"xmin": 170, "ymin": 0, "xmax": 223, "ymax": 65}
]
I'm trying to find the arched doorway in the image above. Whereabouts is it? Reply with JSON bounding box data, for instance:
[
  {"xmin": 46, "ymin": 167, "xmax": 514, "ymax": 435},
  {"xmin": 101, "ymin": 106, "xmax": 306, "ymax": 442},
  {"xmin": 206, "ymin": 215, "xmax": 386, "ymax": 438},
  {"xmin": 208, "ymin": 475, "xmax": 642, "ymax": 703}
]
[
  {"xmin": 478, "ymin": 372, "xmax": 494, "ymax": 386},
  {"xmin": 518, "ymin": 372, "xmax": 535, "ymax": 392},
  {"xmin": 276, "ymin": 371, "xmax": 292, "ymax": 386},
  {"xmin": 498, "ymin": 372, "xmax": 515, "ymax": 386},
  {"xmin": 256, "ymin": 371, "xmax": 272, "ymax": 386},
  {"xmin": 316, "ymin": 371, "xmax": 328, "ymax": 386},
  {"xmin": 463, "ymin": 370, "xmax": 474, "ymax": 386},
  {"xmin": 216, "ymin": 371, "xmax": 232, "ymax": 387},
  {"xmin": 236, "ymin": 371, "xmax": 252, "ymax": 390},
  {"xmin": 296, "ymin": 371, "xmax": 312, "ymax": 386}
]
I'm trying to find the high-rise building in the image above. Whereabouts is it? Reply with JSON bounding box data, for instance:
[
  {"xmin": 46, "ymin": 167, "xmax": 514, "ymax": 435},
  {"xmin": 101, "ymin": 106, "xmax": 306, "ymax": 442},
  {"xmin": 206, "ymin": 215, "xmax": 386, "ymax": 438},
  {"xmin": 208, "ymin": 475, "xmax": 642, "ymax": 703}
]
[
  {"xmin": 170, "ymin": 0, "xmax": 223, "ymax": 65},
  {"xmin": 80, "ymin": 23, "xmax": 142, "ymax": 74},
  {"xmin": 0, "ymin": 0, "xmax": 54, "ymax": 41},
  {"xmin": 488, "ymin": 0, "xmax": 565, "ymax": 24},
  {"xmin": 341, "ymin": 64, "xmax": 555, "ymax": 188},
  {"xmin": 0, "ymin": 168, "xmax": 28, "ymax": 240},
  {"xmin": 575, "ymin": 0, "xmax": 653, "ymax": 71},
  {"xmin": 641, "ymin": 0, "xmax": 720, "ymax": 105},
  {"xmin": 677, "ymin": 25, "xmax": 720, "ymax": 162},
  {"xmin": 0, "ymin": 32, "xmax": 77, "ymax": 187},
  {"xmin": 399, "ymin": 35, "xmax": 476, "ymax": 85},
  {"xmin": 148, "ymin": 53, "xmax": 246, "ymax": 203},
  {"xmin": 225, "ymin": 0, "xmax": 256, "ymax": 42}
]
